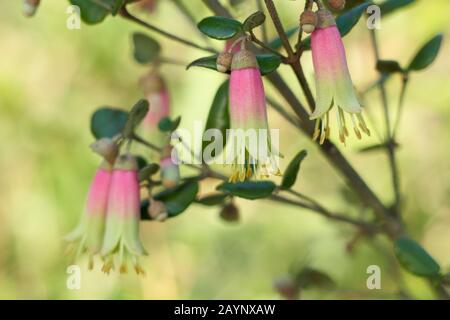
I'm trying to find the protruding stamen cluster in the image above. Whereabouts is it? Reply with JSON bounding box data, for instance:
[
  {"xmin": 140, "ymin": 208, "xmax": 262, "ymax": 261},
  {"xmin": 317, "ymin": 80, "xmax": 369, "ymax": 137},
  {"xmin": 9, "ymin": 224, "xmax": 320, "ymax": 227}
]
[{"xmin": 313, "ymin": 110, "xmax": 370, "ymax": 145}]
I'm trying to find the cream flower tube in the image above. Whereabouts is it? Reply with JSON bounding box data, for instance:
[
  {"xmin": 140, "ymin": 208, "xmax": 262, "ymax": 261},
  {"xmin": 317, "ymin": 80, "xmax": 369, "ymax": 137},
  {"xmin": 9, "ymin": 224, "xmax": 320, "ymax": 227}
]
[
  {"xmin": 227, "ymin": 44, "xmax": 280, "ymax": 182},
  {"xmin": 101, "ymin": 155, "xmax": 147, "ymax": 275},
  {"xmin": 310, "ymin": 9, "xmax": 370, "ymax": 144},
  {"xmin": 65, "ymin": 160, "xmax": 112, "ymax": 269}
]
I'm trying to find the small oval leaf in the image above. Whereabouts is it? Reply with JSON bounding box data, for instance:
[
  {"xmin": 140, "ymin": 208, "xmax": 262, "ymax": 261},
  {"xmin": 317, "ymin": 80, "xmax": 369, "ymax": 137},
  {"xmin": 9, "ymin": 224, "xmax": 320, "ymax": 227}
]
[
  {"xmin": 123, "ymin": 99, "xmax": 149, "ymax": 138},
  {"xmin": 394, "ymin": 236, "xmax": 441, "ymax": 277},
  {"xmin": 217, "ymin": 181, "xmax": 276, "ymax": 200},
  {"xmin": 196, "ymin": 193, "xmax": 228, "ymax": 206},
  {"xmin": 281, "ymin": 150, "xmax": 307, "ymax": 189},
  {"xmin": 70, "ymin": 0, "xmax": 109, "ymax": 24},
  {"xmin": 408, "ymin": 34, "xmax": 443, "ymax": 72},
  {"xmin": 243, "ymin": 11, "xmax": 266, "ymax": 32},
  {"xmin": 91, "ymin": 107, "xmax": 128, "ymax": 139},
  {"xmin": 376, "ymin": 60, "xmax": 403, "ymax": 74},
  {"xmin": 203, "ymin": 80, "xmax": 230, "ymax": 157},
  {"xmin": 197, "ymin": 16, "xmax": 242, "ymax": 40},
  {"xmin": 132, "ymin": 32, "xmax": 161, "ymax": 65},
  {"xmin": 147, "ymin": 180, "xmax": 200, "ymax": 217},
  {"xmin": 187, "ymin": 54, "xmax": 281, "ymax": 76}
]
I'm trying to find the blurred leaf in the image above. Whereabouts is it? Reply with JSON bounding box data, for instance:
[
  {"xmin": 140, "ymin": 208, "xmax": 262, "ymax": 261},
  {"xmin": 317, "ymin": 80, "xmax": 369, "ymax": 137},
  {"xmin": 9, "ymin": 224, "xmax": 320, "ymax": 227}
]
[
  {"xmin": 359, "ymin": 139, "xmax": 399, "ymax": 153},
  {"xmin": 281, "ymin": 150, "xmax": 307, "ymax": 190},
  {"xmin": 394, "ymin": 236, "xmax": 441, "ymax": 277},
  {"xmin": 301, "ymin": 2, "xmax": 370, "ymax": 50},
  {"xmin": 132, "ymin": 32, "xmax": 161, "ymax": 65},
  {"xmin": 69, "ymin": 0, "xmax": 124, "ymax": 24},
  {"xmin": 268, "ymin": 27, "xmax": 298, "ymax": 50},
  {"xmin": 123, "ymin": 99, "xmax": 149, "ymax": 138},
  {"xmin": 196, "ymin": 193, "xmax": 228, "ymax": 206},
  {"xmin": 376, "ymin": 60, "xmax": 403, "ymax": 74},
  {"xmin": 243, "ymin": 11, "xmax": 266, "ymax": 32},
  {"xmin": 187, "ymin": 54, "xmax": 281, "ymax": 76},
  {"xmin": 296, "ymin": 267, "xmax": 335, "ymax": 290},
  {"xmin": 91, "ymin": 107, "xmax": 127, "ymax": 139},
  {"xmin": 408, "ymin": 34, "xmax": 443, "ymax": 72},
  {"xmin": 158, "ymin": 116, "xmax": 181, "ymax": 132},
  {"xmin": 138, "ymin": 163, "xmax": 160, "ymax": 182},
  {"xmin": 135, "ymin": 156, "xmax": 148, "ymax": 170},
  {"xmin": 257, "ymin": 54, "xmax": 282, "ymax": 75},
  {"xmin": 379, "ymin": 0, "xmax": 416, "ymax": 16},
  {"xmin": 217, "ymin": 181, "xmax": 276, "ymax": 200},
  {"xmin": 198, "ymin": 16, "xmax": 242, "ymax": 40},
  {"xmin": 203, "ymin": 80, "xmax": 230, "ymax": 157},
  {"xmin": 151, "ymin": 180, "xmax": 200, "ymax": 217}
]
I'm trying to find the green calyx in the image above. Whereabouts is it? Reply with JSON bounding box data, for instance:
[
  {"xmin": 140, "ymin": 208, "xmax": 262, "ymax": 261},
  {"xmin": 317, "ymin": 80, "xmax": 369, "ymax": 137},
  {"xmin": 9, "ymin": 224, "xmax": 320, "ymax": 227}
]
[
  {"xmin": 316, "ymin": 9, "xmax": 336, "ymax": 29},
  {"xmin": 231, "ymin": 49, "xmax": 259, "ymax": 71},
  {"xmin": 114, "ymin": 155, "xmax": 138, "ymax": 171}
]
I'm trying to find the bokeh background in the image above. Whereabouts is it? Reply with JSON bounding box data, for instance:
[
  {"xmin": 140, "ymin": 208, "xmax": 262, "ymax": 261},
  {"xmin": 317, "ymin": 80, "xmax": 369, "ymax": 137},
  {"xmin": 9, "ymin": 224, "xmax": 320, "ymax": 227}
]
[{"xmin": 0, "ymin": 0, "xmax": 449, "ymax": 299}]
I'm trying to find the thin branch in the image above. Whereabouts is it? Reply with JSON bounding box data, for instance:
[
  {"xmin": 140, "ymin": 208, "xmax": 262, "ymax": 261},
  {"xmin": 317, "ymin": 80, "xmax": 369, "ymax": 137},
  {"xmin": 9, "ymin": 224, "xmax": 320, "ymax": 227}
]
[
  {"xmin": 263, "ymin": 0, "xmax": 295, "ymax": 58},
  {"xmin": 370, "ymin": 29, "xmax": 401, "ymax": 216},
  {"xmin": 119, "ymin": 6, "xmax": 217, "ymax": 54},
  {"xmin": 256, "ymin": 0, "xmax": 269, "ymax": 43},
  {"xmin": 392, "ymin": 74, "xmax": 409, "ymax": 139}
]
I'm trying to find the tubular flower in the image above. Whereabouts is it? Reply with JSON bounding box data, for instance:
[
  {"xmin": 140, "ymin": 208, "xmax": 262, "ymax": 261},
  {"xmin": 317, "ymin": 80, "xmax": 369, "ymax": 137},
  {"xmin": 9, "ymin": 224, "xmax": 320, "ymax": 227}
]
[
  {"xmin": 139, "ymin": 72, "xmax": 170, "ymax": 145},
  {"xmin": 23, "ymin": 0, "xmax": 40, "ymax": 17},
  {"xmin": 160, "ymin": 145, "xmax": 180, "ymax": 189},
  {"xmin": 310, "ymin": 9, "xmax": 370, "ymax": 144},
  {"xmin": 227, "ymin": 45, "xmax": 281, "ymax": 182},
  {"xmin": 101, "ymin": 155, "xmax": 147, "ymax": 275},
  {"xmin": 136, "ymin": 0, "xmax": 159, "ymax": 13},
  {"xmin": 65, "ymin": 161, "xmax": 112, "ymax": 269}
]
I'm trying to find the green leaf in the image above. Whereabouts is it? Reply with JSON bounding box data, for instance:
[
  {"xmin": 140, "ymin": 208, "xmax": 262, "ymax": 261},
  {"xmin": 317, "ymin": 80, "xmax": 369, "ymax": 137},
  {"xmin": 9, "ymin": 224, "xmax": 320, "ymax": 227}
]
[
  {"xmin": 187, "ymin": 54, "xmax": 281, "ymax": 76},
  {"xmin": 153, "ymin": 180, "xmax": 199, "ymax": 217},
  {"xmin": 376, "ymin": 60, "xmax": 403, "ymax": 74},
  {"xmin": 197, "ymin": 16, "xmax": 242, "ymax": 40},
  {"xmin": 394, "ymin": 236, "xmax": 441, "ymax": 277},
  {"xmin": 217, "ymin": 181, "xmax": 276, "ymax": 200},
  {"xmin": 132, "ymin": 32, "xmax": 161, "ymax": 65},
  {"xmin": 243, "ymin": 11, "xmax": 266, "ymax": 32},
  {"xmin": 257, "ymin": 54, "xmax": 282, "ymax": 75},
  {"xmin": 203, "ymin": 80, "xmax": 230, "ymax": 157},
  {"xmin": 123, "ymin": 99, "xmax": 149, "ymax": 138},
  {"xmin": 301, "ymin": 2, "xmax": 370, "ymax": 50},
  {"xmin": 138, "ymin": 163, "xmax": 160, "ymax": 182},
  {"xmin": 69, "ymin": 0, "xmax": 124, "ymax": 24},
  {"xmin": 158, "ymin": 116, "xmax": 181, "ymax": 132},
  {"xmin": 281, "ymin": 150, "xmax": 307, "ymax": 190},
  {"xmin": 91, "ymin": 107, "xmax": 128, "ymax": 139},
  {"xmin": 196, "ymin": 193, "xmax": 228, "ymax": 206},
  {"xmin": 408, "ymin": 34, "xmax": 443, "ymax": 72},
  {"xmin": 379, "ymin": 0, "xmax": 416, "ymax": 16},
  {"xmin": 135, "ymin": 156, "xmax": 148, "ymax": 170},
  {"xmin": 296, "ymin": 267, "xmax": 335, "ymax": 290}
]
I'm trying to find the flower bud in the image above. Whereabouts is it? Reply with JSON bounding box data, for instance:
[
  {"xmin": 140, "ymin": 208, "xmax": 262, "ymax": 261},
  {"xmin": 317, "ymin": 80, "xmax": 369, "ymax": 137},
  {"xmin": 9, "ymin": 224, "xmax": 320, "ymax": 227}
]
[
  {"xmin": 160, "ymin": 145, "xmax": 180, "ymax": 189},
  {"xmin": 90, "ymin": 138, "xmax": 119, "ymax": 165},
  {"xmin": 300, "ymin": 10, "xmax": 318, "ymax": 34},
  {"xmin": 219, "ymin": 203, "xmax": 239, "ymax": 223},
  {"xmin": 217, "ymin": 52, "xmax": 233, "ymax": 73},
  {"xmin": 274, "ymin": 276, "xmax": 299, "ymax": 300},
  {"xmin": 23, "ymin": 0, "xmax": 40, "ymax": 17},
  {"xmin": 327, "ymin": 0, "xmax": 346, "ymax": 11},
  {"xmin": 147, "ymin": 199, "xmax": 168, "ymax": 221}
]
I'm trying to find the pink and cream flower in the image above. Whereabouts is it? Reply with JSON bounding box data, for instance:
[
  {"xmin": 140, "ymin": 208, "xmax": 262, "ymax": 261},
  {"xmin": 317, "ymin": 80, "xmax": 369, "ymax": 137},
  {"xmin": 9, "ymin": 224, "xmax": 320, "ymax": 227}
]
[
  {"xmin": 310, "ymin": 9, "xmax": 370, "ymax": 144},
  {"xmin": 139, "ymin": 72, "xmax": 170, "ymax": 145},
  {"xmin": 101, "ymin": 155, "xmax": 147, "ymax": 275},
  {"xmin": 65, "ymin": 161, "xmax": 112, "ymax": 269},
  {"xmin": 227, "ymin": 44, "xmax": 280, "ymax": 182}
]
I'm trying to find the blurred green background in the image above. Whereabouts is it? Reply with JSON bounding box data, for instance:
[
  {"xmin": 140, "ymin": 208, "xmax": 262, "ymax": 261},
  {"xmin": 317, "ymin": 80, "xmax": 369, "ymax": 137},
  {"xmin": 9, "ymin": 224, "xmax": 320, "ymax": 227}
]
[{"xmin": 0, "ymin": 0, "xmax": 449, "ymax": 299}]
